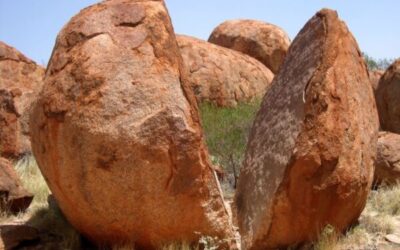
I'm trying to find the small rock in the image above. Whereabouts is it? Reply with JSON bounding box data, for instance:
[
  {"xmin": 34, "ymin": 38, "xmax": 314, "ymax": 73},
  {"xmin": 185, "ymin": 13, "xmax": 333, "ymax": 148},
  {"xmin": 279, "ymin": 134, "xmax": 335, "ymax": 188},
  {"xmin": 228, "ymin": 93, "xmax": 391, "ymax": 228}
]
[
  {"xmin": 0, "ymin": 157, "xmax": 33, "ymax": 213},
  {"xmin": 0, "ymin": 224, "xmax": 39, "ymax": 250},
  {"xmin": 385, "ymin": 234, "xmax": 400, "ymax": 245},
  {"xmin": 374, "ymin": 132, "xmax": 400, "ymax": 186}
]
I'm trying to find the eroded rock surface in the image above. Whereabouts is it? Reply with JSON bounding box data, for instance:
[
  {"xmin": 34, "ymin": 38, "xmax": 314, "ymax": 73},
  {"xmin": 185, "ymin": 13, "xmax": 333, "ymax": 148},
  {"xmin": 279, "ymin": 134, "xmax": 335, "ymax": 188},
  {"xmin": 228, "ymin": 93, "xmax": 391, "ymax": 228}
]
[
  {"xmin": 235, "ymin": 9, "xmax": 378, "ymax": 249},
  {"xmin": 30, "ymin": 0, "xmax": 233, "ymax": 248},
  {"xmin": 208, "ymin": 19, "xmax": 290, "ymax": 73},
  {"xmin": 376, "ymin": 60, "xmax": 400, "ymax": 133},
  {"xmin": 369, "ymin": 69, "xmax": 384, "ymax": 92},
  {"xmin": 0, "ymin": 157, "xmax": 33, "ymax": 213},
  {"xmin": 0, "ymin": 41, "xmax": 44, "ymax": 159},
  {"xmin": 177, "ymin": 35, "xmax": 274, "ymax": 107},
  {"xmin": 375, "ymin": 132, "xmax": 400, "ymax": 186}
]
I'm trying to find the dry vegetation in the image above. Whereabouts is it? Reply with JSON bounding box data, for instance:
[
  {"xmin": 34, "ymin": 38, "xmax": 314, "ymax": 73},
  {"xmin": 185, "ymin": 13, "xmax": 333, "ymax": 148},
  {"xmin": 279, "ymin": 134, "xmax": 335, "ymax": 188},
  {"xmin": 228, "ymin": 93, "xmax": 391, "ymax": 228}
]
[{"xmin": 314, "ymin": 184, "xmax": 400, "ymax": 250}]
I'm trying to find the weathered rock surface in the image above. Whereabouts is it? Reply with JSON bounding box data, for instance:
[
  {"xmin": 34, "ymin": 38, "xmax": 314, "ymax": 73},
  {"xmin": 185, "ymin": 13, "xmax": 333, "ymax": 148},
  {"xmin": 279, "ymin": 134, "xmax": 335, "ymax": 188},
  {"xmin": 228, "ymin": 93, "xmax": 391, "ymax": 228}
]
[
  {"xmin": 375, "ymin": 132, "xmax": 400, "ymax": 185},
  {"xmin": 177, "ymin": 35, "xmax": 274, "ymax": 107},
  {"xmin": 30, "ymin": 0, "xmax": 233, "ymax": 248},
  {"xmin": 376, "ymin": 60, "xmax": 400, "ymax": 133},
  {"xmin": 235, "ymin": 9, "xmax": 379, "ymax": 249},
  {"xmin": 0, "ymin": 224, "xmax": 39, "ymax": 250},
  {"xmin": 369, "ymin": 69, "xmax": 384, "ymax": 92},
  {"xmin": 208, "ymin": 19, "xmax": 290, "ymax": 74},
  {"xmin": 0, "ymin": 41, "xmax": 44, "ymax": 159},
  {"xmin": 0, "ymin": 157, "xmax": 33, "ymax": 213}
]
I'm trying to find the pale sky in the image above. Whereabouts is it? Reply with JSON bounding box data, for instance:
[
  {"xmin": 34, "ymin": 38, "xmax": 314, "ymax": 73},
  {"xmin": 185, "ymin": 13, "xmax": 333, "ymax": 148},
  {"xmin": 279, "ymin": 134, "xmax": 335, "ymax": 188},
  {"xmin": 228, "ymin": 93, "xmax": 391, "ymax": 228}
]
[{"xmin": 0, "ymin": 0, "xmax": 399, "ymax": 65}]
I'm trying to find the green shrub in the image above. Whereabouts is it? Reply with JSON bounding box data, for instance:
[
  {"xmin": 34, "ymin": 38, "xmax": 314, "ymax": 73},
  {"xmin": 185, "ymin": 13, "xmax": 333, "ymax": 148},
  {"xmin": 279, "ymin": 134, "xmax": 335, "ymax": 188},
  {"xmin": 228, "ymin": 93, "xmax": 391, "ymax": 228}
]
[
  {"xmin": 363, "ymin": 52, "xmax": 394, "ymax": 71},
  {"xmin": 199, "ymin": 100, "xmax": 261, "ymax": 193}
]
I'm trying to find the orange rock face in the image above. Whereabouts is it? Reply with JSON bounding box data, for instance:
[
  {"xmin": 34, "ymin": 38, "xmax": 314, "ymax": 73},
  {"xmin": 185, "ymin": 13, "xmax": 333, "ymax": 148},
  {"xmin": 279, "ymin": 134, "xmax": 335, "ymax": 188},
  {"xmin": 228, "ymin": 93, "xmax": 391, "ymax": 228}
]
[
  {"xmin": 375, "ymin": 132, "xmax": 400, "ymax": 186},
  {"xmin": 0, "ymin": 157, "xmax": 33, "ymax": 213},
  {"xmin": 375, "ymin": 60, "xmax": 400, "ymax": 133},
  {"xmin": 208, "ymin": 19, "xmax": 290, "ymax": 74},
  {"xmin": 177, "ymin": 35, "xmax": 274, "ymax": 107},
  {"xmin": 0, "ymin": 42, "xmax": 44, "ymax": 159},
  {"xmin": 235, "ymin": 9, "xmax": 379, "ymax": 249},
  {"xmin": 30, "ymin": 0, "xmax": 233, "ymax": 248},
  {"xmin": 369, "ymin": 69, "xmax": 384, "ymax": 92}
]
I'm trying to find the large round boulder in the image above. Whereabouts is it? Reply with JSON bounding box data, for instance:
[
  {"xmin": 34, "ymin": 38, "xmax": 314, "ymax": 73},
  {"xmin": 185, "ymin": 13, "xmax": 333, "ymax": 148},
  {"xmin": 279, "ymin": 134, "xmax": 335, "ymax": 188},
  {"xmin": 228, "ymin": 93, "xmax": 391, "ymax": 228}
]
[
  {"xmin": 0, "ymin": 41, "xmax": 44, "ymax": 159},
  {"xmin": 208, "ymin": 19, "xmax": 290, "ymax": 74},
  {"xmin": 375, "ymin": 59, "xmax": 400, "ymax": 133},
  {"xmin": 235, "ymin": 9, "xmax": 379, "ymax": 249},
  {"xmin": 177, "ymin": 35, "xmax": 274, "ymax": 107},
  {"xmin": 30, "ymin": 0, "xmax": 233, "ymax": 248},
  {"xmin": 375, "ymin": 132, "xmax": 400, "ymax": 185}
]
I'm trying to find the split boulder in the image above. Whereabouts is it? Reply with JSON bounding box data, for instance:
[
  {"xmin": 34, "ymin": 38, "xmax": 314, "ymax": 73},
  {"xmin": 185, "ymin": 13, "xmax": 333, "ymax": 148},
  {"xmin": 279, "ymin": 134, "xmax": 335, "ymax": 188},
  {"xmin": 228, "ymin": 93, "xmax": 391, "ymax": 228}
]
[{"xmin": 235, "ymin": 9, "xmax": 379, "ymax": 249}]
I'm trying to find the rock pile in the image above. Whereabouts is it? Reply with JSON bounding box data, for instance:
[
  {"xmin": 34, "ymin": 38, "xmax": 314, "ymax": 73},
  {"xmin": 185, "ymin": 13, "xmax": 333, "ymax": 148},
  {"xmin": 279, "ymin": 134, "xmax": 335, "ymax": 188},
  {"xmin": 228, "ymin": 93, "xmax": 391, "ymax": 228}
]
[{"xmin": 3, "ymin": 0, "xmax": 394, "ymax": 249}]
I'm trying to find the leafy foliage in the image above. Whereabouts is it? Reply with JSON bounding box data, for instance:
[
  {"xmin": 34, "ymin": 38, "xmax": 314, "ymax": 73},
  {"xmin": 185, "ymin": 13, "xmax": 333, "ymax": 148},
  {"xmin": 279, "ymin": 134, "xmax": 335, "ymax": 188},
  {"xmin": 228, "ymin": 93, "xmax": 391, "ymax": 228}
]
[
  {"xmin": 363, "ymin": 52, "xmax": 394, "ymax": 71},
  {"xmin": 199, "ymin": 100, "xmax": 261, "ymax": 192}
]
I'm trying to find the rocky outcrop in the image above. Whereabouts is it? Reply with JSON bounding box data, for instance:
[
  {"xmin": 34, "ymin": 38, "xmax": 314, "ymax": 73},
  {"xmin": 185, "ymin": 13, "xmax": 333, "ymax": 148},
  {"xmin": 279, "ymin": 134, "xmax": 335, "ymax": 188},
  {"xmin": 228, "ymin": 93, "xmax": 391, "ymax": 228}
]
[
  {"xmin": 369, "ymin": 69, "xmax": 384, "ymax": 92},
  {"xmin": 208, "ymin": 19, "xmax": 290, "ymax": 73},
  {"xmin": 375, "ymin": 60, "xmax": 400, "ymax": 133},
  {"xmin": 0, "ymin": 41, "xmax": 44, "ymax": 159},
  {"xmin": 0, "ymin": 157, "xmax": 33, "ymax": 213},
  {"xmin": 235, "ymin": 9, "xmax": 379, "ymax": 249},
  {"xmin": 177, "ymin": 35, "xmax": 274, "ymax": 107},
  {"xmin": 30, "ymin": 0, "xmax": 233, "ymax": 248},
  {"xmin": 375, "ymin": 132, "xmax": 400, "ymax": 185}
]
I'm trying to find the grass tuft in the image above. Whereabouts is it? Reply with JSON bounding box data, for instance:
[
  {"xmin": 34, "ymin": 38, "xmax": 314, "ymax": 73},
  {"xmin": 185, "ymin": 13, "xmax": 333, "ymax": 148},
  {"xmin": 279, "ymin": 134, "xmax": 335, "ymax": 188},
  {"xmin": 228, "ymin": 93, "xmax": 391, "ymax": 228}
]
[
  {"xmin": 313, "ymin": 184, "xmax": 400, "ymax": 249},
  {"xmin": 14, "ymin": 154, "xmax": 50, "ymax": 207},
  {"xmin": 12, "ymin": 155, "xmax": 81, "ymax": 249}
]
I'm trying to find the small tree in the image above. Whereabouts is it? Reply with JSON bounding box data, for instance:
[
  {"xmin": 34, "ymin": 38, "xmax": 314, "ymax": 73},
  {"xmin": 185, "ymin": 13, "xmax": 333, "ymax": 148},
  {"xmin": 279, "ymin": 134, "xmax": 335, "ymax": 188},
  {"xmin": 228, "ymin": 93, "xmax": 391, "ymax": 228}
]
[
  {"xmin": 363, "ymin": 53, "xmax": 379, "ymax": 71},
  {"xmin": 363, "ymin": 52, "xmax": 395, "ymax": 71}
]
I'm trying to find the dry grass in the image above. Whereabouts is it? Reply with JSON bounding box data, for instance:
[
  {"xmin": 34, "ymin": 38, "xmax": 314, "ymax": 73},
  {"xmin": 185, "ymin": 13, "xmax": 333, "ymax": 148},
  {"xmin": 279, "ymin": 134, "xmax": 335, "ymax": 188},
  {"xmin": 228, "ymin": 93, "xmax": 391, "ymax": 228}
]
[
  {"xmin": 14, "ymin": 155, "xmax": 50, "ymax": 208},
  {"xmin": 313, "ymin": 184, "xmax": 400, "ymax": 250},
  {"xmin": 161, "ymin": 242, "xmax": 193, "ymax": 250},
  {"xmin": 108, "ymin": 236, "xmax": 221, "ymax": 250},
  {"xmin": 0, "ymin": 155, "xmax": 49, "ymax": 223},
  {"xmin": 12, "ymin": 155, "xmax": 81, "ymax": 249}
]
